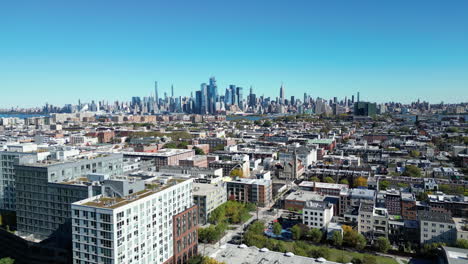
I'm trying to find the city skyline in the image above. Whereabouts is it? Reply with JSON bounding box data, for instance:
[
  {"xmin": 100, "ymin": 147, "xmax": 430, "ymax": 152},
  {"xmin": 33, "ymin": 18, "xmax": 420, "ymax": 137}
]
[{"xmin": 1, "ymin": 0, "xmax": 468, "ymax": 107}]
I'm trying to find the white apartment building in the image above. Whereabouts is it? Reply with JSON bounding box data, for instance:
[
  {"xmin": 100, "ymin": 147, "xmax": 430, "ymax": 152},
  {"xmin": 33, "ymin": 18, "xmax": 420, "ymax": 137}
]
[
  {"xmin": 71, "ymin": 179, "xmax": 196, "ymax": 264},
  {"xmin": 358, "ymin": 203, "xmax": 389, "ymax": 240},
  {"xmin": 302, "ymin": 201, "xmax": 334, "ymax": 229},
  {"xmin": 419, "ymin": 211, "xmax": 456, "ymax": 245}
]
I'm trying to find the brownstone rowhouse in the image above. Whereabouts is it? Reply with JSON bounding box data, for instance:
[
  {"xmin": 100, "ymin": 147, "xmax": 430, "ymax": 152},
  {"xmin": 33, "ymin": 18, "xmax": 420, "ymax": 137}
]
[{"xmin": 172, "ymin": 205, "xmax": 198, "ymax": 264}]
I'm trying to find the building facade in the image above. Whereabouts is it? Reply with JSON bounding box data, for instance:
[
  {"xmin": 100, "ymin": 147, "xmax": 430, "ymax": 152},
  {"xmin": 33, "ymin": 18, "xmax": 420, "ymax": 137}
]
[{"xmin": 71, "ymin": 179, "xmax": 196, "ymax": 264}]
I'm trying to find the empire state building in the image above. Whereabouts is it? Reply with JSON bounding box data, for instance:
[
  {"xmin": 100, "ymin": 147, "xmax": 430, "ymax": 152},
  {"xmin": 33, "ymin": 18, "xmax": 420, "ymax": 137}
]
[{"xmin": 279, "ymin": 84, "xmax": 285, "ymax": 104}]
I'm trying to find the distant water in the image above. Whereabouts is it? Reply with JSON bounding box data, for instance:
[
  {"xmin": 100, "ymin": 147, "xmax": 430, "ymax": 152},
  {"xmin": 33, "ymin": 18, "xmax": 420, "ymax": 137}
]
[
  {"xmin": 0, "ymin": 113, "xmax": 49, "ymax": 119},
  {"xmin": 226, "ymin": 114, "xmax": 290, "ymax": 121},
  {"xmin": 227, "ymin": 115, "xmax": 264, "ymax": 121}
]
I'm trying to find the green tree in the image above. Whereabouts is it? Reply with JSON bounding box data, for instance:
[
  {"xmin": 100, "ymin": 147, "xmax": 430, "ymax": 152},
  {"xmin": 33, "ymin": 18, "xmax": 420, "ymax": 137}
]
[
  {"xmin": 416, "ymin": 192, "xmax": 429, "ymax": 202},
  {"xmin": 339, "ymin": 179, "xmax": 349, "ymax": 185},
  {"xmin": 193, "ymin": 146, "xmax": 205, "ymax": 155},
  {"xmin": 212, "ymin": 144, "xmax": 225, "ymax": 152},
  {"xmin": 330, "ymin": 231, "xmax": 343, "ymax": 246},
  {"xmin": 421, "ymin": 242, "xmax": 445, "ymax": 257},
  {"xmin": 374, "ymin": 237, "xmax": 391, "ymax": 253},
  {"xmin": 409, "ymin": 150, "xmax": 421, "ymax": 157},
  {"xmin": 455, "ymin": 239, "xmax": 468, "ymax": 249},
  {"xmin": 310, "ymin": 176, "xmax": 320, "ymax": 182},
  {"xmin": 273, "ymin": 222, "xmax": 282, "ymax": 236},
  {"xmin": 344, "ymin": 229, "xmax": 367, "ymax": 250},
  {"xmin": 324, "ymin": 177, "xmax": 335, "ymax": 183},
  {"xmin": 262, "ymin": 120, "xmax": 272, "ymax": 127},
  {"xmin": 379, "ymin": 180, "xmax": 390, "ymax": 190},
  {"xmin": 208, "ymin": 205, "xmax": 226, "ymax": 224},
  {"xmin": 245, "ymin": 221, "xmax": 265, "ymax": 236},
  {"xmin": 307, "ymin": 228, "xmax": 323, "ymax": 244},
  {"xmin": 403, "ymin": 165, "xmax": 422, "ymax": 177},
  {"xmin": 0, "ymin": 258, "xmax": 14, "ymax": 264},
  {"xmin": 291, "ymin": 224, "xmax": 302, "ymax": 240}
]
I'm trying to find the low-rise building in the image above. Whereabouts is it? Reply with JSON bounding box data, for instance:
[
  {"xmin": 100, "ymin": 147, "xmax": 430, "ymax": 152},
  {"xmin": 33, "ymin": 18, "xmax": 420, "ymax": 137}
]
[
  {"xmin": 193, "ymin": 182, "xmax": 227, "ymax": 225},
  {"xmin": 302, "ymin": 201, "xmax": 334, "ymax": 229},
  {"xmin": 227, "ymin": 178, "xmax": 272, "ymax": 207}
]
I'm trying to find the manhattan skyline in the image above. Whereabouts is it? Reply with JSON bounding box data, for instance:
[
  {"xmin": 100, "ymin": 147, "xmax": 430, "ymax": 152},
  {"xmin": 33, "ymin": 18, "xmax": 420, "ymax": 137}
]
[{"xmin": 1, "ymin": 0, "xmax": 468, "ymax": 107}]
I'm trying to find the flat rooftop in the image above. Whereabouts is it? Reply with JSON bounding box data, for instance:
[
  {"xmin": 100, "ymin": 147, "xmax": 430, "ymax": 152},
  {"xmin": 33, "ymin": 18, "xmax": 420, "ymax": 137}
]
[
  {"xmin": 77, "ymin": 178, "xmax": 189, "ymax": 209},
  {"xmin": 193, "ymin": 182, "xmax": 223, "ymax": 195},
  {"xmin": 121, "ymin": 148, "xmax": 193, "ymax": 157},
  {"xmin": 285, "ymin": 190, "xmax": 325, "ymax": 202},
  {"xmin": 210, "ymin": 244, "xmax": 340, "ymax": 264}
]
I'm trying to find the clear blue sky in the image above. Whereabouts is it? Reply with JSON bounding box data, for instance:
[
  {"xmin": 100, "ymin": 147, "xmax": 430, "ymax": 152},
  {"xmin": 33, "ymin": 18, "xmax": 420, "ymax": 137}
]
[{"xmin": 1, "ymin": 0, "xmax": 467, "ymax": 107}]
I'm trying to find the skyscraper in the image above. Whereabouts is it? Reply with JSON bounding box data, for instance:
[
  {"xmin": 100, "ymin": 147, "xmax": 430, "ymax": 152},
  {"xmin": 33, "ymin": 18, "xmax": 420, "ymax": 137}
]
[
  {"xmin": 230, "ymin": 85, "xmax": 237, "ymax": 106},
  {"xmin": 224, "ymin": 87, "xmax": 231, "ymax": 106},
  {"xmin": 154, "ymin": 81, "xmax": 159, "ymax": 106},
  {"xmin": 207, "ymin": 77, "xmax": 218, "ymax": 113},
  {"xmin": 280, "ymin": 84, "xmax": 285, "ymax": 104},
  {"xmin": 171, "ymin": 84, "xmax": 174, "ymax": 97},
  {"xmin": 236, "ymin": 86, "xmax": 243, "ymax": 109},
  {"xmin": 200, "ymin": 83, "xmax": 208, "ymax": 114}
]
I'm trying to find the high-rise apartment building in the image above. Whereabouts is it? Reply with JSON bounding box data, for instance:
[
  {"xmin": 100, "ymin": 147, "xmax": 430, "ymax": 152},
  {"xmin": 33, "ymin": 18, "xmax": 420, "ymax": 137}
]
[
  {"xmin": 71, "ymin": 178, "xmax": 197, "ymax": 264},
  {"xmin": 0, "ymin": 151, "xmax": 38, "ymax": 211},
  {"xmin": 15, "ymin": 153, "xmax": 123, "ymax": 240}
]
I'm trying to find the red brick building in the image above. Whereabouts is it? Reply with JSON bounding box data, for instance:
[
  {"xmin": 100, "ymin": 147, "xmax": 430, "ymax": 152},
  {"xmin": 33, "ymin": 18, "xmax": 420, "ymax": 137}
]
[{"xmin": 172, "ymin": 205, "xmax": 198, "ymax": 264}]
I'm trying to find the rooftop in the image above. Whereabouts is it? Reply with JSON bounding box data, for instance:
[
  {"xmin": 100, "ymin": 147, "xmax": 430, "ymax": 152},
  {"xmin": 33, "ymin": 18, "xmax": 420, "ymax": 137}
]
[
  {"xmin": 418, "ymin": 210, "xmax": 455, "ymax": 224},
  {"xmin": 285, "ymin": 190, "xmax": 325, "ymax": 202},
  {"xmin": 121, "ymin": 148, "xmax": 193, "ymax": 157},
  {"xmin": 442, "ymin": 246, "xmax": 468, "ymax": 264},
  {"xmin": 305, "ymin": 201, "xmax": 333, "ymax": 210},
  {"xmin": 211, "ymin": 244, "xmax": 340, "ymax": 264},
  {"xmin": 193, "ymin": 182, "xmax": 224, "ymax": 195},
  {"xmin": 77, "ymin": 178, "xmax": 189, "ymax": 209}
]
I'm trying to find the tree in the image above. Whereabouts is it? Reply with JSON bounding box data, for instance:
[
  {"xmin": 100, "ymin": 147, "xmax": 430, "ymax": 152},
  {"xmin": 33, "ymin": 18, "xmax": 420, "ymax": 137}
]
[
  {"xmin": 193, "ymin": 146, "xmax": 205, "ymax": 155},
  {"xmin": 201, "ymin": 257, "xmax": 226, "ymax": 264},
  {"xmin": 354, "ymin": 177, "xmax": 367, "ymax": 188},
  {"xmin": 344, "ymin": 228, "xmax": 367, "ymax": 250},
  {"xmin": 416, "ymin": 192, "xmax": 429, "ymax": 202},
  {"xmin": 262, "ymin": 120, "xmax": 272, "ymax": 127},
  {"xmin": 212, "ymin": 144, "xmax": 225, "ymax": 152},
  {"xmin": 379, "ymin": 180, "xmax": 390, "ymax": 190},
  {"xmin": 307, "ymin": 228, "xmax": 323, "ymax": 244},
  {"xmin": 273, "ymin": 222, "xmax": 282, "ymax": 236},
  {"xmin": 310, "ymin": 176, "xmax": 320, "ymax": 182},
  {"xmin": 355, "ymin": 233, "xmax": 367, "ymax": 250},
  {"xmin": 324, "ymin": 177, "xmax": 335, "ymax": 183},
  {"xmin": 291, "ymin": 224, "xmax": 302, "ymax": 240},
  {"xmin": 455, "ymin": 239, "xmax": 468, "ymax": 249},
  {"xmin": 208, "ymin": 205, "xmax": 226, "ymax": 224},
  {"xmin": 339, "ymin": 179, "xmax": 349, "ymax": 185},
  {"xmin": 230, "ymin": 168, "xmax": 244, "ymax": 178},
  {"xmin": 409, "ymin": 150, "xmax": 420, "ymax": 157},
  {"xmin": 374, "ymin": 237, "xmax": 391, "ymax": 253},
  {"xmin": 403, "ymin": 165, "xmax": 422, "ymax": 177},
  {"xmin": 329, "ymin": 231, "xmax": 343, "ymax": 247},
  {"xmin": 0, "ymin": 258, "xmax": 14, "ymax": 264},
  {"xmin": 421, "ymin": 242, "xmax": 445, "ymax": 257}
]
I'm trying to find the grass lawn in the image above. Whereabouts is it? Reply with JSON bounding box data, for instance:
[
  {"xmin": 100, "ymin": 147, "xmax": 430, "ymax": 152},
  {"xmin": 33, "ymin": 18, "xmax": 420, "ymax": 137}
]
[{"xmin": 327, "ymin": 248, "xmax": 398, "ymax": 264}]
